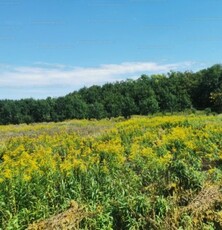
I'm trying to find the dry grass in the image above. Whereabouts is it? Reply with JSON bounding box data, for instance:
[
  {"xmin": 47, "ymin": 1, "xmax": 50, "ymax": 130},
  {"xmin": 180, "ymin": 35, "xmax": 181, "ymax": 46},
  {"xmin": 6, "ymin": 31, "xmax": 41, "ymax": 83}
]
[
  {"xmin": 184, "ymin": 185, "xmax": 221, "ymax": 213},
  {"xmin": 147, "ymin": 185, "xmax": 222, "ymax": 230},
  {"xmin": 27, "ymin": 201, "xmax": 86, "ymax": 230}
]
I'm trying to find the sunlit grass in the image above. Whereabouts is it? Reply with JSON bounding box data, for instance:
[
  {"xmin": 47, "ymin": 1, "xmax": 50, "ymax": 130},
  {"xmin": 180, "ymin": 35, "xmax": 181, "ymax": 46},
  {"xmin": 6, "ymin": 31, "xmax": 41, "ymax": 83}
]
[{"xmin": 0, "ymin": 114, "xmax": 222, "ymax": 229}]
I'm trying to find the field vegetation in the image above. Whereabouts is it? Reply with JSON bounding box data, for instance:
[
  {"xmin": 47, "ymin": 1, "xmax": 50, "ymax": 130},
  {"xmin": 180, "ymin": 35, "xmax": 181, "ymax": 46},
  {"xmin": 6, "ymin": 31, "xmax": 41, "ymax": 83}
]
[{"xmin": 0, "ymin": 114, "xmax": 222, "ymax": 229}]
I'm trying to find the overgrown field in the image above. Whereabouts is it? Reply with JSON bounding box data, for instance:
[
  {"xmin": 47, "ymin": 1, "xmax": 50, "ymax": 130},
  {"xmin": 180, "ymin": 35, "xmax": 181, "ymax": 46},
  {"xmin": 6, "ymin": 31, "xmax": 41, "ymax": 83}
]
[{"xmin": 0, "ymin": 115, "xmax": 222, "ymax": 229}]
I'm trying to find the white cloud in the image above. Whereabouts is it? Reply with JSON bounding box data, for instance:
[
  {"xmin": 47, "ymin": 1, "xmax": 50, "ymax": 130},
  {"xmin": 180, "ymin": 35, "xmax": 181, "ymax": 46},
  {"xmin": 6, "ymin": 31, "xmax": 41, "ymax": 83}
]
[{"xmin": 0, "ymin": 61, "xmax": 195, "ymax": 89}]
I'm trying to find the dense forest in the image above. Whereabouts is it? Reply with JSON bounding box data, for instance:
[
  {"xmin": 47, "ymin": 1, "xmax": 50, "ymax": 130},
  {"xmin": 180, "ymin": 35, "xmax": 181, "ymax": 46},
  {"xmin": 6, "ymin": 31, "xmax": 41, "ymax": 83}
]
[{"xmin": 0, "ymin": 64, "xmax": 222, "ymax": 124}]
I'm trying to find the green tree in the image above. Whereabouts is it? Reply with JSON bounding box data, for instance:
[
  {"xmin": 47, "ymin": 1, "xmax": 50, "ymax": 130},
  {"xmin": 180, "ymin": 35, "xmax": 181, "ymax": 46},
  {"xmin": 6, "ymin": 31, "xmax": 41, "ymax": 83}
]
[
  {"xmin": 87, "ymin": 102, "xmax": 107, "ymax": 120},
  {"xmin": 210, "ymin": 91, "xmax": 222, "ymax": 113},
  {"xmin": 193, "ymin": 64, "xmax": 222, "ymax": 109},
  {"xmin": 121, "ymin": 96, "xmax": 137, "ymax": 119}
]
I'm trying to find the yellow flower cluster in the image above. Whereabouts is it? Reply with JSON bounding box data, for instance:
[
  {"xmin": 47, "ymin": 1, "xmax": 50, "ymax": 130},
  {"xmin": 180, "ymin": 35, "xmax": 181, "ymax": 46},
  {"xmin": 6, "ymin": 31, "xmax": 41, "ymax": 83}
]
[{"xmin": 0, "ymin": 115, "xmax": 221, "ymax": 185}]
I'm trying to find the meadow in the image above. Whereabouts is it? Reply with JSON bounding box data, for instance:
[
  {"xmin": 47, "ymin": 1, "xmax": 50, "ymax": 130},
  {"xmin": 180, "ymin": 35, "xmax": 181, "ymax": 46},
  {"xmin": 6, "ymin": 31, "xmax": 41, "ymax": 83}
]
[{"xmin": 0, "ymin": 115, "xmax": 222, "ymax": 229}]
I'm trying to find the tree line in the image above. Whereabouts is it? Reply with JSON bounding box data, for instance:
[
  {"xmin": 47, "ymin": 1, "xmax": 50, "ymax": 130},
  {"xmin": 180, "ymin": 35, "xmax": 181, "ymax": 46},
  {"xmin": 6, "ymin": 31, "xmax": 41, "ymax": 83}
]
[{"xmin": 0, "ymin": 64, "xmax": 222, "ymax": 124}]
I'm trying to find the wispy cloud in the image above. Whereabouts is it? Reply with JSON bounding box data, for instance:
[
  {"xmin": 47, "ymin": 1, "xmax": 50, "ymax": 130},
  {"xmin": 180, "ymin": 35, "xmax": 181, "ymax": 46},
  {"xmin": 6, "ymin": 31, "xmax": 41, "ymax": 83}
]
[
  {"xmin": 0, "ymin": 61, "xmax": 195, "ymax": 89},
  {"xmin": 0, "ymin": 62, "xmax": 198, "ymax": 98}
]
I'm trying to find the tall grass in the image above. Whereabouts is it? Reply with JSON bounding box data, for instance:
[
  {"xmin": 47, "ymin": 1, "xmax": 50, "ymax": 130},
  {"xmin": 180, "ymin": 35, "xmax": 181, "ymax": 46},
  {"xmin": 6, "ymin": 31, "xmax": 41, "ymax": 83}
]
[{"xmin": 0, "ymin": 115, "xmax": 222, "ymax": 229}]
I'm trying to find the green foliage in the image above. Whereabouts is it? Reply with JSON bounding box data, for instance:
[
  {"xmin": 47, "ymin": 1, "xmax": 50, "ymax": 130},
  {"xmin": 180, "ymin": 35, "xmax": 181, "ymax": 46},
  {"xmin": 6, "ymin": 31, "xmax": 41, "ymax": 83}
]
[
  {"xmin": 205, "ymin": 107, "xmax": 212, "ymax": 116},
  {"xmin": 0, "ymin": 115, "xmax": 222, "ymax": 229}
]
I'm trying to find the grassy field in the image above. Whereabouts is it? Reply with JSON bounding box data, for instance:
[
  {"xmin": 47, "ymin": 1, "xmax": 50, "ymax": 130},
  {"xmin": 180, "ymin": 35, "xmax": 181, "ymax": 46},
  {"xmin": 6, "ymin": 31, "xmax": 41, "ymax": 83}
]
[{"xmin": 0, "ymin": 115, "xmax": 222, "ymax": 229}]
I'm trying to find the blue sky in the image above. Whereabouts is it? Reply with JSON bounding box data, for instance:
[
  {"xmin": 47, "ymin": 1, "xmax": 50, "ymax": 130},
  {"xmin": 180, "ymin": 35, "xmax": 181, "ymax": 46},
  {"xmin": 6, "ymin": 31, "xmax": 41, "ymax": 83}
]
[{"xmin": 0, "ymin": 0, "xmax": 222, "ymax": 99}]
